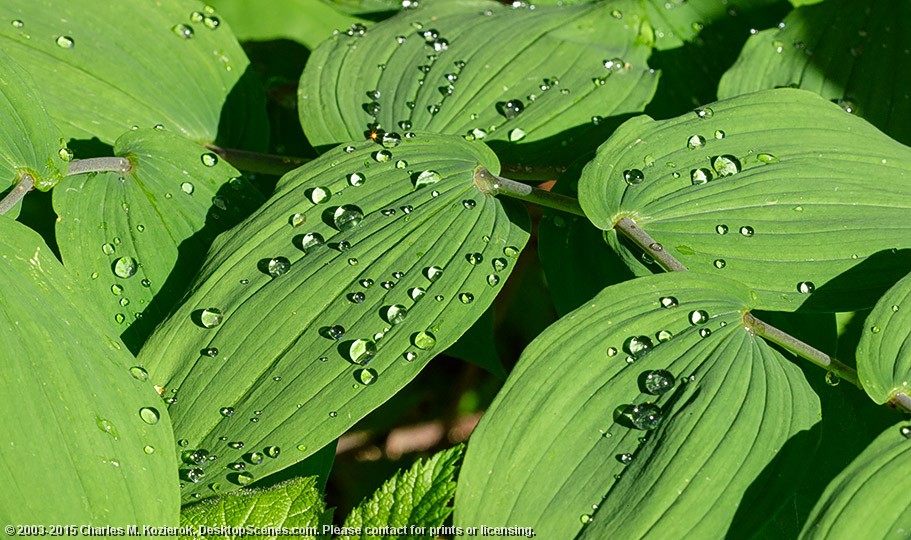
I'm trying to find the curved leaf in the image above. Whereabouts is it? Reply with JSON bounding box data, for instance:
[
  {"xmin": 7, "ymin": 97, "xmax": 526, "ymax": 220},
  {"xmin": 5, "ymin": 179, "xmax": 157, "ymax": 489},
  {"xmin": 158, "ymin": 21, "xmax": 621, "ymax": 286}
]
[
  {"xmin": 54, "ymin": 129, "xmax": 264, "ymax": 349},
  {"xmin": 180, "ymin": 477, "xmax": 331, "ymax": 539},
  {"xmin": 321, "ymin": 0, "xmax": 402, "ymax": 16},
  {"xmin": 856, "ymin": 270, "xmax": 911, "ymax": 404},
  {"xmin": 0, "ymin": 49, "xmax": 67, "ymax": 205},
  {"xmin": 579, "ymin": 88, "xmax": 911, "ymax": 312},
  {"xmin": 298, "ymin": 0, "xmax": 658, "ymax": 165},
  {"xmin": 800, "ymin": 422, "xmax": 911, "ymax": 539},
  {"xmin": 719, "ymin": 0, "xmax": 911, "ymax": 146},
  {"xmin": 455, "ymin": 272, "xmax": 820, "ymax": 539},
  {"xmin": 138, "ymin": 133, "xmax": 528, "ymax": 501},
  {"xmin": 0, "ymin": 219, "xmax": 178, "ymax": 527},
  {"xmin": 0, "ymin": 0, "xmax": 265, "ymax": 147},
  {"xmin": 209, "ymin": 0, "xmax": 369, "ymax": 50},
  {"xmin": 644, "ymin": 0, "xmax": 784, "ymax": 51}
]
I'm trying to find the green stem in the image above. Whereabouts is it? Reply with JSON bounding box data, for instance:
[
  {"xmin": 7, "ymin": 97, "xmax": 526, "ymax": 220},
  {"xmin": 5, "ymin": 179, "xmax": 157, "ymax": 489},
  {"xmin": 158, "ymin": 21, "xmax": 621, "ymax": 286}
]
[
  {"xmin": 67, "ymin": 157, "xmax": 132, "ymax": 176},
  {"xmin": 614, "ymin": 217, "xmax": 688, "ymax": 272},
  {"xmin": 205, "ymin": 145, "xmax": 310, "ymax": 176},
  {"xmin": 743, "ymin": 312, "xmax": 861, "ymax": 388},
  {"xmin": 889, "ymin": 392, "xmax": 911, "ymax": 413},
  {"xmin": 474, "ymin": 167, "xmax": 585, "ymax": 217},
  {"xmin": 0, "ymin": 174, "xmax": 34, "ymax": 214}
]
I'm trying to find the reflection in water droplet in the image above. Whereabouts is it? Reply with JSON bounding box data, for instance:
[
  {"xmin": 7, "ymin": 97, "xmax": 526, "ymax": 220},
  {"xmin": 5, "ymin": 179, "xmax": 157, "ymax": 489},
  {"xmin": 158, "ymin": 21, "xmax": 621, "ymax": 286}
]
[
  {"xmin": 623, "ymin": 169, "xmax": 644, "ymax": 185},
  {"xmin": 349, "ymin": 339, "xmax": 377, "ymax": 365},
  {"xmin": 797, "ymin": 281, "xmax": 815, "ymax": 294},
  {"xmin": 625, "ymin": 403, "xmax": 663, "ymax": 430},
  {"xmin": 618, "ymin": 453, "xmax": 633, "ymax": 464},
  {"xmin": 200, "ymin": 308, "xmax": 224, "ymax": 328},
  {"xmin": 267, "ymin": 257, "xmax": 291, "ymax": 277},
  {"xmin": 382, "ymin": 132, "xmax": 402, "ymax": 148},
  {"xmin": 333, "ymin": 205, "xmax": 365, "ymax": 231},
  {"xmin": 459, "ymin": 292, "xmax": 474, "ymax": 304},
  {"xmin": 687, "ymin": 135, "xmax": 706, "ymax": 149},
  {"xmin": 825, "ymin": 371, "xmax": 840, "ymax": 386},
  {"xmin": 384, "ymin": 305, "xmax": 408, "ymax": 325},
  {"xmin": 201, "ymin": 153, "xmax": 218, "ymax": 167},
  {"xmin": 289, "ymin": 213, "xmax": 306, "ymax": 227},
  {"xmin": 712, "ymin": 155, "xmax": 742, "ymax": 177},
  {"xmin": 356, "ymin": 368, "xmax": 378, "ymax": 385},
  {"xmin": 374, "ymin": 150, "xmax": 392, "ymax": 162},
  {"xmin": 424, "ymin": 266, "xmax": 443, "ymax": 281},
  {"xmin": 689, "ymin": 309, "xmax": 709, "ymax": 325},
  {"xmin": 308, "ymin": 187, "xmax": 330, "ymax": 204},
  {"xmin": 102, "ymin": 243, "xmax": 115, "ymax": 255},
  {"xmin": 414, "ymin": 331, "xmax": 436, "ymax": 350},
  {"xmin": 55, "ymin": 35, "xmax": 74, "ymax": 48},
  {"xmin": 172, "ymin": 24, "xmax": 194, "ymax": 39},
  {"xmin": 416, "ymin": 170, "xmax": 441, "ymax": 187},
  {"xmin": 139, "ymin": 407, "xmax": 160, "ymax": 425},
  {"xmin": 691, "ymin": 168, "xmax": 713, "ymax": 185},
  {"xmin": 487, "ymin": 274, "xmax": 500, "ymax": 287}
]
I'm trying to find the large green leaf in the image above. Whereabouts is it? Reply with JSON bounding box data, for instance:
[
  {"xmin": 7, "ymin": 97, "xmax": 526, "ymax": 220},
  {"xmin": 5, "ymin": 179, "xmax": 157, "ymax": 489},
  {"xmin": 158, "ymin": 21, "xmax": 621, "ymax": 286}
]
[
  {"xmin": 54, "ymin": 128, "xmax": 264, "ymax": 350},
  {"xmin": 643, "ymin": 0, "xmax": 784, "ymax": 50},
  {"xmin": 340, "ymin": 445, "xmax": 462, "ymax": 539},
  {"xmin": 718, "ymin": 0, "xmax": 911, "ymax": 146},
  {"xmin": 455, "ymin": 272, "xmax": 820, "ymax": 539},
  {"xmin": 208, "ymin": 0, "xmax": 369, "ymax": 51},
  {"xmin": 0, "ymin": 49, "xmax": 67, "ymax": 218},
  {"xmin": 298, "ymin": 0, "xmax": 658, "ymax": 166},
  {"xmin": 0, "ymin": 0, "xmax": 265, "ymax": 147},
  {"xmin": 137, "ymin": 133, "xmax": 528, "ymax": 501},
  {"xmin": 180, "ymin": 477, "xmax": 331, "ymax": 539},
  {"xmin": 0, "ymin": 219, "xmax": 178, "ymax": 527},
  {"xmin": 321, "ymin": 0, "xmax": 403, "ymax": 16},
  {"xmin": 579, "ymin": 88, "xmax": 911, "ymax": 312},
  {"xmin": 856, "ymin": 270, "xmax": 911, "ymax": 404},
  {"xmin": 800, "ymin": 421, "xmax": 911, "ymax": 539}
]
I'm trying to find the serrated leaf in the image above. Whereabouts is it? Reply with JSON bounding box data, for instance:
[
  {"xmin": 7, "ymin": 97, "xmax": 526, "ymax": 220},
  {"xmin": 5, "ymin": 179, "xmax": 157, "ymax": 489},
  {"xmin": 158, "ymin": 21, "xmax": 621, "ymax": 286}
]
[
  {"xmin": 643, "ymin": 0, "xmax": 784, "ymax": 50},
  {"xmin": 340, "ymin": 445, "xmax": 462, "ymax": 539},
  {"xmin": 0, "ymin": 49, "xmax": 67, "ymax": 212},
  {"xmin": 54, "ymin": 128, "xmax": 264, "ymax": 349},
  {"xmin": 579, "ymin": 88, "xmax": 911, "ymax": 312},
  {"xmin": 856, "ymin": 270, "xmax": 911, "ymax": 404},
  {"xmin": 800, "ymin": 422, "xmax": 911, "ymax": 539},
  {"xmin": 0, "ymin": 0, "xmax": 265, "ymax": 147},
  {"xmin": 180, "ymin": 477, "xmax": 331, "ymax": 540},
  {"xmin": 137, "ymin": 132, "xmax": 528, "ymax": 501},
  {"xmin": 298, "ymin": 0, "xmax": 658, "ymax": 166},
  {"xmin": 455, "ymin": 272, "xmax": 820, "ymax": 539},
  {"xmin": 719, "ymin": 0, "xmax": 911, "ymax": 147},
  {"xmin": 0, "ymin": 219, "xmax": 179, "ymax": 527},
  {"xmin": 208, "ymin": 0, "xmax": 370, "ymax": 50}
]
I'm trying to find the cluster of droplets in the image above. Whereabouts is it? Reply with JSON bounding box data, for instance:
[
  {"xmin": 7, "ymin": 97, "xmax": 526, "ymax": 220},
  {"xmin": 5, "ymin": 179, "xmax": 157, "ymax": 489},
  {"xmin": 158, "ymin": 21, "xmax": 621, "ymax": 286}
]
[{"xmin": 172, "ymin": 5, "xmax": 220, "ymax": 39}]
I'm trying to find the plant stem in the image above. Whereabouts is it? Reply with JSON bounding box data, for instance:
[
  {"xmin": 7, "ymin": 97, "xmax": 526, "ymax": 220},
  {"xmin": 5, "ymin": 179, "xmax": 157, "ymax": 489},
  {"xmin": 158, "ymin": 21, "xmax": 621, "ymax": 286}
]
[
  {"xmin": 889, "ymin": 392, "xmax": 911, "ymax": 413},
  {"xmin": 743, "ymin": 312, "xmax": 860, "ymax": 388},
  {"xmin": 205, "ymin": 144, "xmax": 310, "ymax": 176},
  {"xmin": 474, "ymin": 167, "xmax": 585, "ymax": 217},
  {"xmin": 614, "ymin": 217, "xmax": 688, "ymax": 272},
  {"xmin": 0, "ymin": 174, "xmax": 34, "ymax": 214},
  {"xmin": 67, "ymin": 157, "xmax": 132, "ymax": 176}
]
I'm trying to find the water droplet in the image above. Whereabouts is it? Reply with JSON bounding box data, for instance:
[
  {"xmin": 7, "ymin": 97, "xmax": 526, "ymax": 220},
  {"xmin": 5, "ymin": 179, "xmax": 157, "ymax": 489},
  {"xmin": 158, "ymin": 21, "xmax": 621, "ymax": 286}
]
[
  {"xmin": 623, "ymin": 335, "xmax": 653, "ymax": 358},
  {"xmin": 348, "ymin": 339, "xmax": 377, "ymax": 365},
  {"xmin": 111, "ymin": 284, "xmax": 123, "ymax": 295},
  {"xmin": 413, "ymin": 331, "xmax": 436, "ymax": 350},
  {"xmin": 424, "ymin": 266, "xmax": 443, "ymax": 281},
  {"xmin": 55, "ymin": 35, "xmax": 74, "ymax": 48},
  {"xmin": 395, "ymin": 160, "xmax": 407, "ymax": 169},
  {"xmin": 289, "ymin": 213, "xmax": 306, "ymax": 227},
  {"xmin": 739, "ymin": 226, "xmax": 754, "ymax": 237},
  {"xmin": 333, "ymin": 205, "xmax": 365, "ymax": 231},
  {"xmin": 129, "ymin": 366, "xmax": 148, "ymax": 381},
  {"xmin": 656, "ymin": 329, "xmax": 673, "ymax": 342},
  {"xmin": 382, "ymin": 132, "xmax": 402, "ymax": 148},
  {"xmin": 180, "ymin": 181, "xmax": 194, "ymax": 194},
  {"xmin": 265, "ymin": 257, "xmax": 290, "ymax": 277},
  {"xmin": 11, "ymin": 20, "xmax": 23, "ymax": 28},
  {"xmin": 360, "ymin": 279, "xmax": 374, "ymax": 289},
  {"xmin": 465, "ymin": 252, "xmax": 483, "ymax": 265},
  {"xmin": 901, "ymin": 426, "xmax": 911, "ymax": 438},
  {"xmin": 374, "ymin": 150, "xmax": 392, "ymax": 162},
  {"xmin": 713, "ymin": 259, "xmax": 726, "ymax": 269},
  {"xmin": 203, "ymin": 347, "xmax": 219, "ymax": 357},
  {"xmin": 349, "ymin": 292, "xmax": 366, "ymax": 304},
  {"xmin": 499, "ymin": 99, "xmax": 525, "ymax": 119},
  {"xmin": 691, "ymin": 168, "xmax": 713, "ymax": 185},
  {"xmin": 298, "ymin": 232, "xmax": 325, "ymax": 255},
  {"xmin": 102, "ymin": 243, "xmax": 115, "ymax": 255},
  {"xmin": 699, "ymin": 328, "xmax": 712, "ymax": 338},
  {"xmin": 308, "ymin": 187, "xmax": 330, "ymax": 204},
  {"xmin": 202, "ymin": 15, "xmax": 220, "ymax": 29},
  {"xmin": 757, "ymin": 153, "xmax": 779, "ymax": 164},
  {"xmin": 59, "ymin": 146, "xmax": 73, "ymax": 161},
  {"xmin": 487, "ymin": 274, "xmax": 500, "ymax": 287},
  {"xmin": 625, "ymin": 403, "xmax": 663, "ymax": 430},
  {"xmin": 715, "ymin": 224, "xmax": 728, "ymax": 235},
  {"xmin": 185, "ymin": 468, "xmax": 205, "ymax": 483},
  {"xmin": 381, "ymin": 280, "xmax": 395, "ymax": 290},
  {"xmin": 200, "ymin": 308, "xmax": 224, "ymax": 328},
  {"xmin": 695, "ymin": 107, "xmax": 713, "ymax": 119},
  {"xmin": 508, "ymin": 128, "xmax": 526, "ymax": 142},
  {"xmin": 797, "ymin": 281, "xmax": 815, "ymax": 294},
  {"xmin": 892, "ymin": 305, "xmax": 900, "ymax": 313},
  {"xmin": 384, "ymin": 305, "xmax": 408, "ymax": 325},
  {"xmin": 344, "ymin": 145, "xmax": 356, "ymax": 153},
  {"xmin": 618, "ymin": 453, "xmax": 633, "ymax": 464},
  {"xmin": 871, "ymin": 325, "xmax": 880, "ymax": 334},
  {"xmin": 492, "ymin": 258, "xmax": 508, "ymax": 272},
  {"xmin": 689, "ymin": 309, "xmax": 709, "ymax": 325},
  {"xmin": 712, "ymin": 155, "xmax": 742, "ymax": 177},
  {"xmin": 825, "ymin": 371, "xmax": 840, "ymax": 386},
  {"xmin": 356, "ymin": 368, "xmax": 378, "ymax": 385},
  {"xmin": 459, "ymin": 292, "xmax": 474, "ymax": 304},
  {"xmin": 139, "ymin": 407, "xmax": 160, "ymax": 425},
  {"xmin": 325, "ymin": 325, "xmax": 345, "ymax": 341},
  {"xmin": 246, "ymin": 452, "xmax": 264, "ymax": 465},
  {"xmin": 96, "ymin": 417, "xmax": 120, "ymax": 440},
  {"xmin": 201, "ymin": 153, "xmax": 218, "ymax": 167},
  {"xmin": 714, "ymin": 130, "xmax": 725, "ymax": 140},
  {"xmin": 659, "ymin": 296, "xmax": 678, "ymax": 308},
  {"xmin": 172, "ymin": 24, "xmax": 194, "ymax": 39},
  {"xmin": 606, "ymin": 347, "xmax": 618, "ymax": 357},
  {"xmin": 687, "ymin": 135, "xmax": 706, "ymax": 149},
  {"xmin": 235, "ymin": 471, "xmax": 254, "ymax": 485},
  {"xmin": 144, "ymin": 445, "xmax": 155, "ymax": 454},
  {"xmin": 580, "ymin": 514, "xmax": 592, "ymax": 525},
  {"xmin": 621, "ymin": 167, "xmax": 647, "ymax": 186},
  {"xmin": 220, "ymin": 407, "xmax": 234, "ymax": 417}
]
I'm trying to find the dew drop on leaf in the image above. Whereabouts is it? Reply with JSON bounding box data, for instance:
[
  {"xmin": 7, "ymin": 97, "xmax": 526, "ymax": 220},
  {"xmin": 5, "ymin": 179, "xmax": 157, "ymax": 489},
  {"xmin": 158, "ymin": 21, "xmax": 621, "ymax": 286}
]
[
  {"xmin": 424, "ymin": 266, "xmax": 443, "ymax": 282},
  {"xmin": 201, "ymin": 152, "xmax": 218, "ymax": 167},
  {"xmin": 333, "ymin": 205, "xmax": 364, "ymax": 231},
  {"xmin": 308, "ymin": 187, "xmax": 330, "ymax": 204},
  {"xmin": 172, "ymin": 24, "xmax": 194, "ymax": 39},
  {"xmin": 235, "ymin": 472, "xmax": 254, "ymax": 485},
  {"xmin": 384, "ymin": 305, "xmax": 408, "ymax": 325},
  {"xmin": 373, "ymin": 150, "xmax": 392, "ymax": 162},
  {"xmin": 356, "ymin": 368, "xmax": 378, "ymax": 385},
  {"xmin": 825, "ymin": 371, "xmax": 840, "ymax": 386},
  {"xmin": 55, "ymin": 35, "xmax": 74, "ymax": 48},
  {"xmin": 623, "ymin": 169, "xmax": 644, "ymax": 185},
  {"xmin": 459, "ymin": 292, "xmax": 474, "ymax": 304},
  {"xmin": 713, "ymin": 259, "xmax": 726, "ymax": 269},
  {"xmin": 797, "ymin": 281, "xmax": 815, "ymax": 294},
  {"xmin": 712, "ymin": 155, "xmax": 741, "ymax": 177},
  {"xmin": 267, "ymin": 257, "xmax": 291, "ymax": 277},
  {"xmin": 689, "ymin": 309, "xmax": 709, "ymax": 325},
  {"xmin": 739, "ymin": 226, "xmax": 754, "ymax": 237},
  {"xmin": 687, "ymin": 135, "xmax": 706, "ymax": 149},
  {"xmin": 112, "ymin": 256, "xmax": 138, "ymax": 278},
  {"xmin": 298, "ymin": 232, "xmax": 325, "ymax": 254},
  {"xmin": 499, "ymin": 99, "xmax": 524, "ymax": 119},
  {"xmin": 220, "ymin": 407, "xmax": 234, "ymax": 417},
  {"xmin": 659, "ymin": 296, "xmax": 678, "ymax": 308},
  {"xmin": 180, "ymin": 181, "xmax": 194, "ymax": 194},
  {"xmin": 695, "ymin": 107, "xmax": 713, "ymax": 119},
  {"xmin": 487, "ymin": 274, "xmax": 500, "ymax": 286},
  {"xmin": 349, "ymin": 292, "xmax": 366, "ymax": 304},
  {"xmin": 129, "ymin": 366, "xmax": 148, "ymax": 381},
  {"xmin": 691, "ymin": 168, "xmax": 713, "ymax": 185},
  {"xmin": 138, "ymin": 407, "xmax": 160, "ymax": 425},
  {"xmin": 289, "ymin": 213, "xmax": 306, "ymax": 227},
  {"xmin": 413, "ymin": 331, "xmax": 437, "ymax": 350},
  {"xmin": 624, "ymin": 403, "xmax": 662, "ymax": 430},
  {"xmin": 200, "ymin": 308, "xmax": 224, "ymax": 328},
  {"xmin": 757, "ymin": 153, "xmax": 779, "ymax": 164},
  {"xmin": 715, "ymin": 224, "xmax": 728, "ymax": 235}
]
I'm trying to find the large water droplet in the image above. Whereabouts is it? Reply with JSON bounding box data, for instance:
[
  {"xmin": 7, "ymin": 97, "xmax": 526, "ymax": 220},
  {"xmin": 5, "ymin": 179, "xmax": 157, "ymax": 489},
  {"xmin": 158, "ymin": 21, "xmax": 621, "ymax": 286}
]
[
  {"xmin": 201, "ymin": 152, "xmax": 218, "ymax": 167},
  {"xmin": 55, "ymin": 35, "xmax": 74, "ymax": 48},
  {"xmin": 691, "ymin": 168, "xmax": 713, "ymax": 185},
  {"xmin": 499, "ymin": 99, "xmax": 525, "ymax": 119},
  {"xmin": 424, "ymin": 266, "xmax": 443, "ymax": 281},
  {"xmin": 384, "ymin": 305, "xmax": 408, "ymax": 325},
  {"xmin": 347, "ymin": 172, "xmax": 365, "ymax": 187},
  {"xmin": 333, "ymin": 205, "xmax": 365, "ymax": 231},
  {"xmin": 374, "ymin": 150, "xmax": 392, "ymax": 163},
  {"xmin": 643, "ymin": 370, "xmax": 676, "ymax": 394},
  {"xmin": 413, "ymin": 331, "xmax": 436, "ymax": 350},
  {"xmin": 623, "ymin": 169, "xmax": 645, "ymax": 185},
  {"xmin": 181, "ymin": 181, "xmax": 195, "ymax": 194},
  {"xmin": 623, "ymin": 335, "xmax": 653, "ymax": 358},
  {"xmin": 308, "ymin": 187, "xmax": 330, "ymax": 204},
  {"xmin": 267, "ymin": 257, "xmax": 291, "ymax": 277},
  {"xmin": 626, "ymin": 403, "xmax": 662, "ymax": 430},
  {"xmin": 235, "ymin": 471, "xmax": 254, "ymax": 485},
  {"xmin": 356, "ymin": 368, "xmax": 378, "ymax": 385},
  {"xmin": 687, "ymin": 135, "xmax": 706, "ymax": 149},
  {"xmin": 129, "ymin": 366, "xmax": 149, "ymax": 381},
  {"xmin": 113, "ymin": 256, "xmax": 138, "ymax": 278},
  {"xmin": 139, "ymin": 407, "xmax": 160, "ymax": 425},
  {"xmin": 797, "ymin": 281, "xmax": 815, "ymax": 294},
  {"xmin": 689, "ymin": 309, "xmax": 709, "ymax": 325},
  {"xmin": 326, "ymin": 325, "xmax": 345, "ymax": 340},
  {"xmin": 200, "ymin": 308, "xmax": 224, "ymax": 328},
  {"xmin": 349, "ymin": 339, "xmax": 377, "ymax": 365},
  {"xmin": 712, "ymin": 155, "xmax": 741, "ymax": 177}
]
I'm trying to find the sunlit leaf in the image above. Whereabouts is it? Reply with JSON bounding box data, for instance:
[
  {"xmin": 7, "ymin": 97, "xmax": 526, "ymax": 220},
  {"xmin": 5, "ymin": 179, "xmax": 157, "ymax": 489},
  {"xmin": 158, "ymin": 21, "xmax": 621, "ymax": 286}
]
[{"xmin": 856, "ymin": 270, "xmax": 911, "ymax": 404}]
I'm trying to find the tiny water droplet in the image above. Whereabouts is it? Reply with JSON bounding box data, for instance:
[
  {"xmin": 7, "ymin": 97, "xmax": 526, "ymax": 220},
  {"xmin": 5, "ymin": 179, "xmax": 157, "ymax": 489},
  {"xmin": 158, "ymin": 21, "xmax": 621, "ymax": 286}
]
[
  {"xmin": 713, "ymin": 259, "xmax": 726, "ymax": 269},
  {"xmin": 757, "ymin": 153, "xmax": 779, "ymax": 164},
  {"xmin": 695, "ymin": 107, "xmax": 713, "ymax": 119},
  {"xmin": 825, "ymin": 372, "xmax": 840, "ymax": 386},
  {"xmin": 298, "ymin": 232, "xmax": 325, "ymax": 254},
  {"xmin": 607, "ymin": 347, "xmax": 618, "ymax": 357},
  {"xmin": 716, "ymin": 224, "xmax": 728, "ymax": 235},
  {"xmin": 618, "ymin": 453, "xmax": 633, "ymax": 464},
  {"xmin": 144, "ymin": 445, "xmax": 155, "ymax": 454},
  {"xmin": 900, "ymin": 426, "xmax": 911, "ymax": 438},
  {"xmin": 871, "ymin": 325, "xmax": 880, "ymax": 334},
  {"xmin": 55, "ymin": 35, "xmax": 74, "ymax": 48},
  {"xmin": 739, "ymin": 226, "xmax": 754, "ymax": 237},
  {"xmin": 462, "ymin": 199, "xmax": 477, "ymax": 209},
  {"xmin": 327, "ymin": 325, "xmax": 345, "ymax": 340},
  {"xmin": 656, "ymin": 329, "xmax": 673, "ymax": 342},
  {"xmin": 220, "ymin": 407, "xmax": 234, "ymax": 417},
  {"xmin": 203, "ymin": 347, "xmax": 219, "ymax": 357},
  {"xmin": 349, "ymin": 291, "xmax": 366, "ymax": 304},
  {"xmin": 797, "ymin": 281, "xmax": 815, "ymax": 294},
  {"xmin": 172, "ymin": 24, "xmax": 194, "ymax": 39},
  {"xmin": 493, "ymin": 258, "xmax": 508, "ymax": 272},
  {"xmin": 580, "ymin": 514, "xmax": 593, "ymax": 525},
  {"xmin": 129, "ymin": 366, "xmax": 148, "ymax": 381},
  {"xmin": 500, "ymin": 99, "xmax": 525, "ymax": 119},
  {"xmin": 265, "ymin": 446, "xmax": 280, "ymax": 458},
  {"xmin": 699, "ymin": 328, "xmax": 712, "ymax": 338},
  {"xmin": 235, "ymin": 472, "xmax": 254, "ymax": 485},
  {"xmin": 200, "ymin": 308, "xmax": 224, "ymax": 328},
  {"xmin": 11, "ymin": 20, "xmax": 23, "ymax": 28},
  {"xmin": 714, "ymin": 130, "xmax": 725, "ymax": 140}
]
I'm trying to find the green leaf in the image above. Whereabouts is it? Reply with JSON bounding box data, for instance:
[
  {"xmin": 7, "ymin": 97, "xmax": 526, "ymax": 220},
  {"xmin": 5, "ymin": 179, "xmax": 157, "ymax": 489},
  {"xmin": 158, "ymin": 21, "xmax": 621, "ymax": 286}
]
[
  {"xmin": 0, "ymin": 219, "xmax": 179, "ymax": 527},
  {"xmin": 579, "ymin": 88, "xmax": 911, "ymax": 312},
  {"xmin": 800, "ymin": 422, "xmax": 911, "ymax": 539},
  {"xmin": 340, "ymin": 445, "xmax": 462, "ymax": 539},
  {"xmin": 321, "ymin": 0, "xmax": 402, "ymax": 16},
  {"xmin": 180, "ymin": 477, "xmax": 331, "ymax": 539},
  {"xmin": 0, "ymin": 0, "xmax": 265, "ymax": 147},
  {"xmin": 643, "ymin": 0, "xmax": 784, "ymax": 50},
  {"xmin": 137, "ymin": 133, "xmax": 528, "ymax": 501},
  {"xmin": 856, "ymin": 270, "xmax": 911, "ymax": 404},
  {"xmin": 455, "ymin": 272, "xmax": 820, "ymax": 538},
  {"xmin": 54, "ymin": 129, "xmax": 263, "ymax": 350},
  {"xmin": 718, "ymin": 0, "xmax": 911, "ymax": 147},
  {"xmin": 0, "ymin": 49, "xmax": 67, "ymax": 204},
  {"xmin": 298, "ymin": 0, "xmax": 658, "ymax": 166},
  {"xmin": 208, "ymin": 0, "xmax": 370, "ymax": 51}
]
